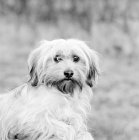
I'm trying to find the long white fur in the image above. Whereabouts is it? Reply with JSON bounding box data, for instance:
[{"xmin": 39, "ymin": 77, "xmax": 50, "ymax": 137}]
[{"xmin": 0, "ymin": 39, "xmax": 100, "ymax": 140}]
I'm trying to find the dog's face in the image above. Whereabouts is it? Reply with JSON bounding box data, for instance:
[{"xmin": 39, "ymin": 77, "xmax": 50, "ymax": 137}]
[{"xmin": 28, "ymin": 39, "xmax": 100, "ymax": 94}]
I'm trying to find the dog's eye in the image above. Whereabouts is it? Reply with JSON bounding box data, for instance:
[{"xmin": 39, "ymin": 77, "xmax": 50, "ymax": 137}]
[
  {"xmin": 54, "ymin": 55, "xmax": 62, "ymax": 62},
  {"xmin": 73, "ymin": 55, "xmax": 80, "ymax": 62}
]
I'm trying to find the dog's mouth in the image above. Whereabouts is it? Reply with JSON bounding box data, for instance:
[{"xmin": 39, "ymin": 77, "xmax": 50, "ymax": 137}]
[
  {"xmin": 63, "ymin": 78, "xmax": 72, "ymax": 81},
  {"xmin": 46, "ymin": 78, "xmax": 82, "ymax": 94}
]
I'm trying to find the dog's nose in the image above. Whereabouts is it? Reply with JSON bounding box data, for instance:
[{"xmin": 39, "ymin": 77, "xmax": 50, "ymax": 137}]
[{"xmin": 64, "ymin": 70, "xmax": 74, "ymax": 78}]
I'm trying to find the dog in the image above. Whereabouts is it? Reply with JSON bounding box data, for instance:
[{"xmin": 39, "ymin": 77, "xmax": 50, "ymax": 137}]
[{"xmin": 0, "ymin": 39, "xmax": 100, "ymax": 140}]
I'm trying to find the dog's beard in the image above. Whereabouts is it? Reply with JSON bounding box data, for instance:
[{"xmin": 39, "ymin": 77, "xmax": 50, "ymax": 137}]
[{"xmin": 45, "ymin": 78, "xmax": 83, "ymax": 94}]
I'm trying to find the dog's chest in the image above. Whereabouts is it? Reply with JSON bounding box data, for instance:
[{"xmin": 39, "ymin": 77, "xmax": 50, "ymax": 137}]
[{"xmin": 14, "ymin": 92, "xmax": 85, "ymax": 139}]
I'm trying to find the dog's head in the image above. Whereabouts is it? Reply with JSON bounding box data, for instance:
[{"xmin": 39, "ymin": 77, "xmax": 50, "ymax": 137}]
[{"xmin": 28, "ymin": 39, "xmax": 100, "ymax": 94}]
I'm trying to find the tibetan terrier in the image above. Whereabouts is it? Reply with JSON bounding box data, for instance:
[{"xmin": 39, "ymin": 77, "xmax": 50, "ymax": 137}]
[{"xmin": 0, "ymin": 39, "xmax": 100, "ymax": 140}]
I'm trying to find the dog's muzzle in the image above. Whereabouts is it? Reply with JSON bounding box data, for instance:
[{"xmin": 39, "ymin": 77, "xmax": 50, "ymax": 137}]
[{"xmin": 46, "ymin": 78, "xmax": 82, "ymax": 95}]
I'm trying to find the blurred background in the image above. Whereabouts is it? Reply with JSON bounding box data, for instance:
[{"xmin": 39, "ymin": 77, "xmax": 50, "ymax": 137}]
[{"xmin": 0, "ymin": 0, "xmax": 139, "ymax": 140}]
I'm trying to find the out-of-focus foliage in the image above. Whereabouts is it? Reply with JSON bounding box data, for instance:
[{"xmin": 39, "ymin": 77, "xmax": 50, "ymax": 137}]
[
  {"xmin": 1, "ymin": 0, "xmax": 139, "ymax": 31},
  {"xmin": 0, "ymin": 0, "xmax": 139, "ymax": 140}
]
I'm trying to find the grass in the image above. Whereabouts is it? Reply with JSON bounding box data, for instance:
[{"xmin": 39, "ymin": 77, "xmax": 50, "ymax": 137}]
[{"xmin": 0, "ymin": 18, "xmax": 139, "ymax": 140}]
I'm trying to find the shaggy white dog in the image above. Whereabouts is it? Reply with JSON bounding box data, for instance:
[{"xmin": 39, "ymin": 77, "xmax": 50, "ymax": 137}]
[{"xmin": 0, "ymin": 39, "xmax": 100, "ymax": 140}]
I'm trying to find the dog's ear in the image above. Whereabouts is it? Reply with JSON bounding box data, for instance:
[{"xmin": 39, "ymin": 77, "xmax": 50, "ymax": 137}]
[
  {"xmin": 28, "ymin": 48, "xmax": 40, "ymax": 86},
  {"xmin": 28, "ymin": 40, "xmax": 53, "ymax": 86},
  {"xmin": 86, "ymin": 50, "xmax": 101, "ymax": 87}
]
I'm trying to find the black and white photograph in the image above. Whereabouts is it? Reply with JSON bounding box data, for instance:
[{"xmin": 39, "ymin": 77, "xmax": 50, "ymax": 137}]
[{"xmin": 0, "ymin": 0, "xmax": 138, "ymax": 140}]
